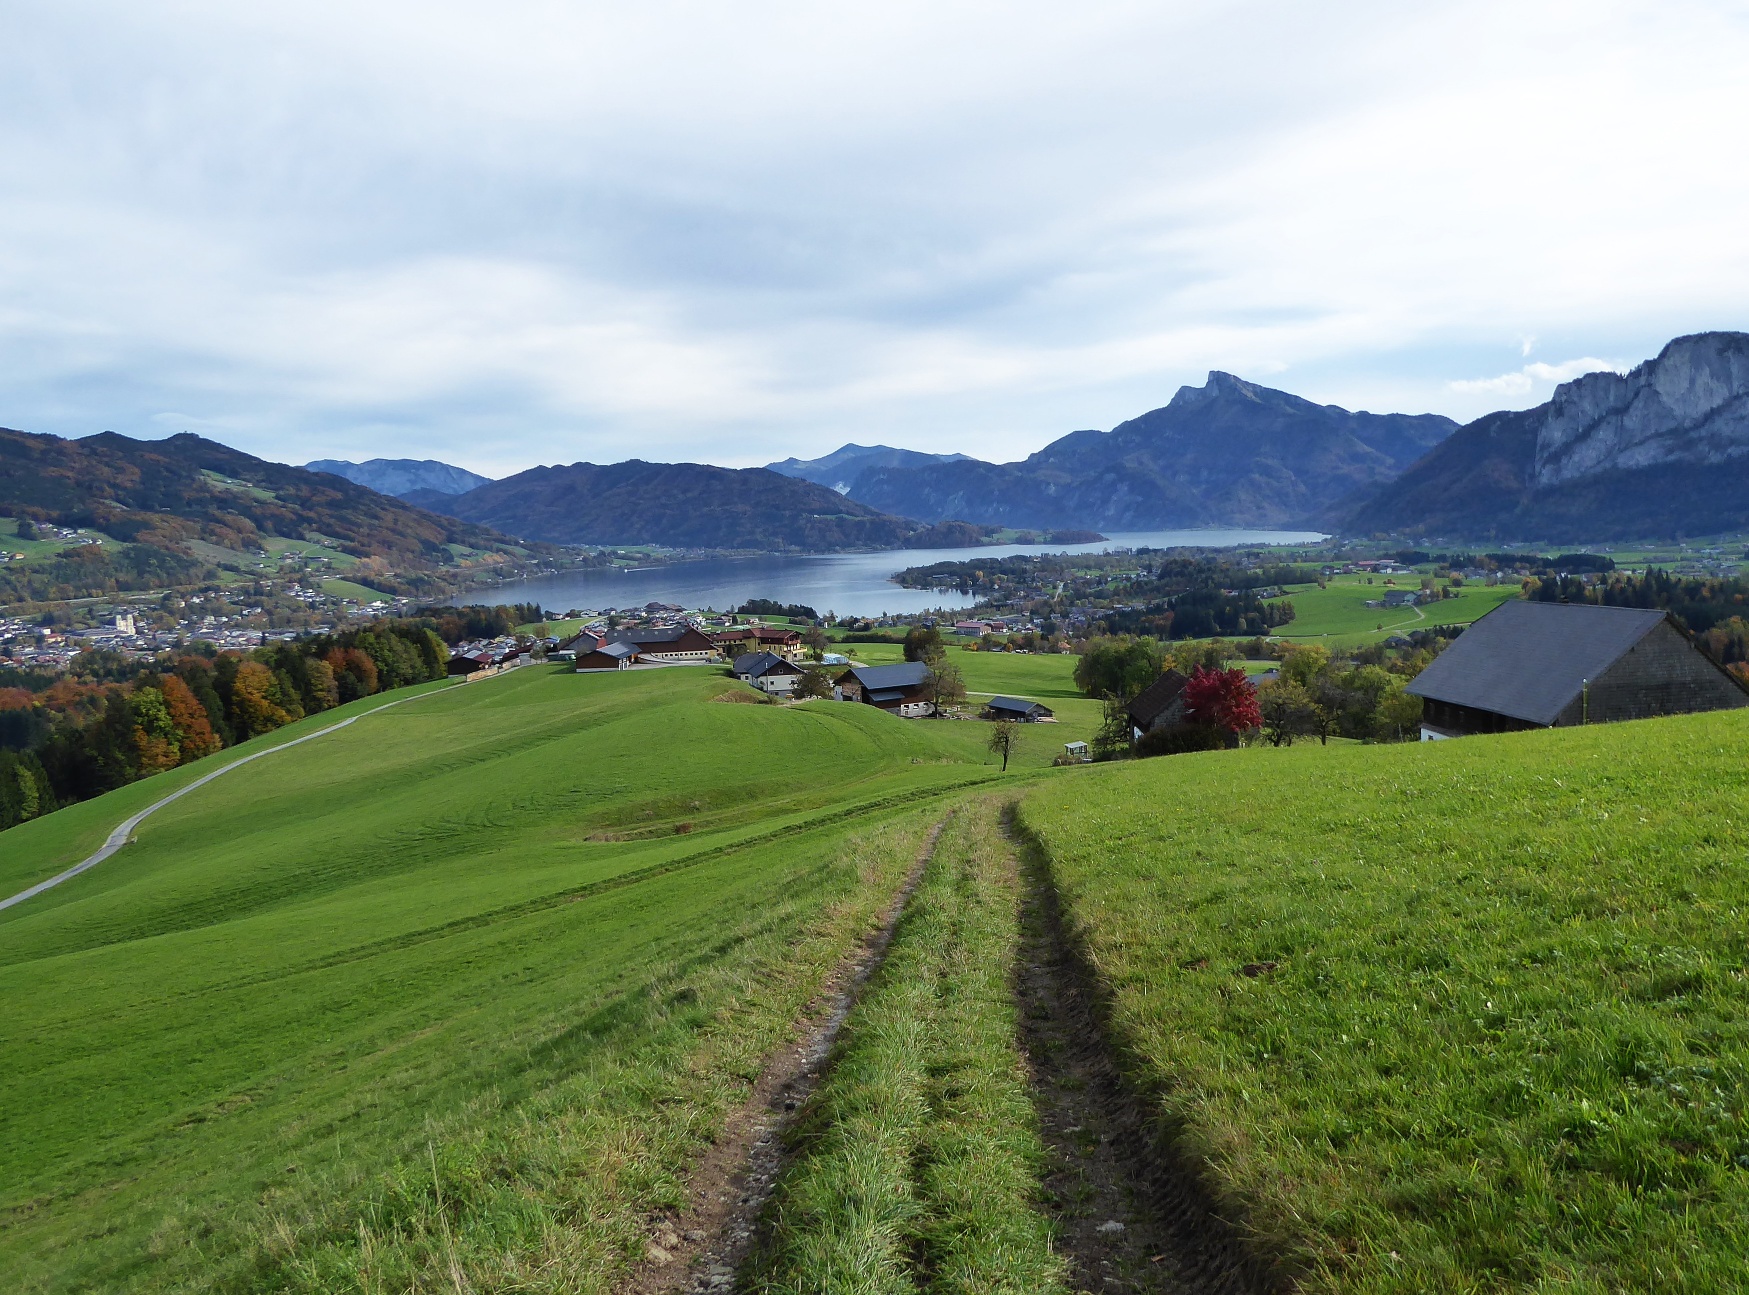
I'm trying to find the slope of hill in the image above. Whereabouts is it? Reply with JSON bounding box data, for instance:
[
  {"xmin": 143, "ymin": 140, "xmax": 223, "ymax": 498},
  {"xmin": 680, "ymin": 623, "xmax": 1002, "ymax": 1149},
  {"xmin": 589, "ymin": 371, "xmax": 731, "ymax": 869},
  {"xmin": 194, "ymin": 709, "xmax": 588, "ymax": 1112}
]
[
  {"xmin": 423, "ymin": 458, "xmax": 986, "ymax": 550},
  {"xmin": 1341, "ymin": 332, "xmax": 1749, "ymax": 539},
  {"xmin": 0, "ymin": 430, "xmax": 530, "ymax": 600},
  {"xmin": 0, "ymin": 665, "xmax": 1005, "ymax": 1291},
  {"xmin": 765, "ymin": 443, "xmax": 973, "ymax": 492},
  {"xmin": 304, "ymin": 457, "xmax": 492, "ymax": 499},
  {"xmin": 1020, "ymin": 707, "xmax": 1749, "ymax": 1289},
  {"xmin": 846, "ymin": 373, "xmax": 1456, "ymax": 529}
]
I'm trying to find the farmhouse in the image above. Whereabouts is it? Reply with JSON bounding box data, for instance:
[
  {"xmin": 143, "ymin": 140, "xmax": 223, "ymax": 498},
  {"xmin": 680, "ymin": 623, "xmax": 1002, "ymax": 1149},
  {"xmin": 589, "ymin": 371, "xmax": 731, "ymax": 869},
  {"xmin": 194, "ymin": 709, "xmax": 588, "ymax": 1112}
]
[
  {"xmin": 836, "ymin": 661, "xmax": 934, "ymax": 717},
  {"xmin": 732, "ymin": 650, "xmax": 804, "ymax": 695},
  {"xmin": 709, "ymin": 627, "xmax": 756, "ymax": 655},
  {"xmin": 985, "ymin": 695, "xmax": 1054, "ymax": 722},
  {"xmin": 575, "ymin": 641, "xmax": 639, "ymax": 671},
  {"xmin": 602, "ymin": 625, "xmax": 717, "ymax": 663},
  {"xmin": 751, "ymin": 625, "xmax": 804, "ymax": 659},
  {"xmin": 1124, "ymin": 668, "xmax": 1190, "ymax": 742},
  {"xmin": 1407, "ymin": 601, "xmax": 1749, "ymax": 739}
]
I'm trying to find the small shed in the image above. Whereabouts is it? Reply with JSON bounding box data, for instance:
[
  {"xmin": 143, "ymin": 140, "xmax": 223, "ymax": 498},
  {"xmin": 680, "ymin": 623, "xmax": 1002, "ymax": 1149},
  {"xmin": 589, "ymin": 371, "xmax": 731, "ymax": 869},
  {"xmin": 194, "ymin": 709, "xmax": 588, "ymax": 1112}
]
[
  {"xmin": 1063, "ymin": 740, "xmax": 1090, "ymax": 761},
  {"xmin": 576, "ymin": 641, "xmax": 639, "ymax": 671},
  {"xmin": 1407, "ymin": 601, "xmax": 1749, "ymax": 738},
  {"xmin": 985, "ymin": 695, "xmax": 1055, "ymax": 722}
]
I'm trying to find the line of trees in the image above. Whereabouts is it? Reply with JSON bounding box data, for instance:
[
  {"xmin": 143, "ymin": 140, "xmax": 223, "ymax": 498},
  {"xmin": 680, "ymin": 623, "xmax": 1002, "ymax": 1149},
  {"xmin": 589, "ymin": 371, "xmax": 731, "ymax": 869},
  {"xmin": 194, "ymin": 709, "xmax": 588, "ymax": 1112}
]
[{"xmin": 0, "ymin": 622, "xmax": 449, "ymax": 830}]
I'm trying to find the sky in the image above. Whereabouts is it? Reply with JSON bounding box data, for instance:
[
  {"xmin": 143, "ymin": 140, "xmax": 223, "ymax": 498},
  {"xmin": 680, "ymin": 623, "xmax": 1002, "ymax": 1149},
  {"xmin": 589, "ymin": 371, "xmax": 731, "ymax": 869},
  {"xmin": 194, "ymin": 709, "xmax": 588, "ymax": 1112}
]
[{"xmin": 2, "ymin": 1, "xmax": 1747, "ymax": 477}]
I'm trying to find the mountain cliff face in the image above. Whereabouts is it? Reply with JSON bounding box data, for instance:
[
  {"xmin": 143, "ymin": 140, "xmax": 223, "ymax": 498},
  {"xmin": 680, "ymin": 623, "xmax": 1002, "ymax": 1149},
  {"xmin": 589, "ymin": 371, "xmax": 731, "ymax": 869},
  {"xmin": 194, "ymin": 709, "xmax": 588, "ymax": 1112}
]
[
  {"xmin": 305, "ymin": 458, "xmax": 492, "ymax": 499},
  {"xmin": 1342, "ymin": 332, "xmax": 1749, "ymax": 539},
  {"xmin": 847, "ymin": 373, "xmax": 1456, "ymax": 529},
  {"xmin": 422, "ymin": 459, "xmax": 981, "ymax": 550}
]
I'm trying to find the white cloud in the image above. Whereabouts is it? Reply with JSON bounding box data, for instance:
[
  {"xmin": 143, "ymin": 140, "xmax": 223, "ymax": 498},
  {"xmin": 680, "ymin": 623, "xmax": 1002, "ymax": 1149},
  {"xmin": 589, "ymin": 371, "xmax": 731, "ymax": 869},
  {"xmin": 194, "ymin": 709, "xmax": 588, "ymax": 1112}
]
[
  {"xmin": 1449, "ymin": 357, "xmax": 1625, "ymax": 397},
  {"xmin": 0, "ymin": 1, "xmax": 1745, "ymax": 470}
]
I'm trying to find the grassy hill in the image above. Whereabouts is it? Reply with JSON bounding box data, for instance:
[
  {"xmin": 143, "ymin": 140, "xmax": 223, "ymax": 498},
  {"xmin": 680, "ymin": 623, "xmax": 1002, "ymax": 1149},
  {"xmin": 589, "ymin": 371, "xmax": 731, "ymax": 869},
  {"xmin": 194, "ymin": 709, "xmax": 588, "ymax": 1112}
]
[
  {"xmin": 0, "ymin": 428, "xmax": 537, "ymax": 604},
  {"xmin": 1019, "ymin": 709, "xmax": 1749, "ymax": 1291},
  {"xmin": 0, "ymin": 666, "xmax": 1014, "ymax": 1292}
]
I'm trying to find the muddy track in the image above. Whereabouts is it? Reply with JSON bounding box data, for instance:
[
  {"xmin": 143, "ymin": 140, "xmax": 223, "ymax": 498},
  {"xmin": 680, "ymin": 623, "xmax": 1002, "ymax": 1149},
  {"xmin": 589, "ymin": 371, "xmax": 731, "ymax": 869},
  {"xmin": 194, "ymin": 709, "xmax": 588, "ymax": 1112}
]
[
  {"xmin": 1007, "ymin": 810, "xmax": 1275, "ymax": 1295},
  {"xmin": 622, "ymin": 817, "xmax": 949, "ymax": 1295}
]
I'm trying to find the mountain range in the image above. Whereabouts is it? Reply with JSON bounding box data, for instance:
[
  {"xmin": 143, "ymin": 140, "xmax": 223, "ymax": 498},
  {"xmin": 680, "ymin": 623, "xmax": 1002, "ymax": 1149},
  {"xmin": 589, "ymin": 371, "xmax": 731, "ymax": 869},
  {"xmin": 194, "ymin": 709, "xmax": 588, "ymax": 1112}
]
[
  {"xmin": 1338, "ymin": 332, "xmax": 1749, "ymax": 539},
  {"xmin": 305, "ymin": 457, "xmax": 492, "ymax": 500},
  {"xmin": 765, "ymin": 444, "xmax": 972, "ymax": 493},
  {"xmin": 416, "ymin": 460, "xmax": 990, "ymax": 550},
  {"xmin": 834, "ymin": 373, "xmax": 1457, "ymax": 531}
]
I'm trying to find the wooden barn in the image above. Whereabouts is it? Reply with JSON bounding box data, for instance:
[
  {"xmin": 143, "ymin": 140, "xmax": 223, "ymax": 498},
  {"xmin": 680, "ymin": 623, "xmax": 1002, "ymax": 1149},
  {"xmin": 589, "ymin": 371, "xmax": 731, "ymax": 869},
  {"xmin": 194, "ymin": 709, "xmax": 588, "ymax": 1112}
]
[
  {"xmin": 1124, "ymin": 668, "xmax": 1190, "ymax": 743},
  {"xmin": 835, "ymin": 661, "xmax": 933, "ymax": 717},
  {"xmin": 985, "ymin": 695, "xmax": 1054, "ymax": 722},
  {"xmin": 601, "ymin": 625, "xmax": 717, "ymax": 663},
  {"xmin": 1406, "ymin": 601, "xmax": 1749, "ymax": 739}
]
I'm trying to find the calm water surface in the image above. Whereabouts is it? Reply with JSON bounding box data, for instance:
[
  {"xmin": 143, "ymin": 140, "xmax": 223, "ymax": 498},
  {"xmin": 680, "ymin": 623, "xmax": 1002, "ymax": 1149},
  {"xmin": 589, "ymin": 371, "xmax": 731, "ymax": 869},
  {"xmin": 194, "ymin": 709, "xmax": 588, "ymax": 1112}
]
[{"xmin": 475, "ymin": 529, "xmax": 1327, "ymax": 618}]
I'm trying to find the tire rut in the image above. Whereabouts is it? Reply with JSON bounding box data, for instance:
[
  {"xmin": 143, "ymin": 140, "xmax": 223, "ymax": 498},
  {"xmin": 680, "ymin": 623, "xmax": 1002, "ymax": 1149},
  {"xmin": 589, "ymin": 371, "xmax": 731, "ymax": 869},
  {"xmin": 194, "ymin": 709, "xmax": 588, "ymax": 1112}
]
[
  {"xmin": 623, "ymin": 816, "xmax": 949, "ymax": 1295},
  {"xmin": 1007, "ymin": 809, "xmax": 1272, "ymax": 1295}
]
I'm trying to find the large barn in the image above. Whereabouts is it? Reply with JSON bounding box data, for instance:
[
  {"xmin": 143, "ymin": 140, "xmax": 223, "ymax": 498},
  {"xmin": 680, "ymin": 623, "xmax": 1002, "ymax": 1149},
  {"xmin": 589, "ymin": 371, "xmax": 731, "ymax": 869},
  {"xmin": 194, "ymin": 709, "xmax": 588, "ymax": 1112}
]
[{"xmin": 1406, "ymin": 601, "xmax": 1749, "ymax": 739}]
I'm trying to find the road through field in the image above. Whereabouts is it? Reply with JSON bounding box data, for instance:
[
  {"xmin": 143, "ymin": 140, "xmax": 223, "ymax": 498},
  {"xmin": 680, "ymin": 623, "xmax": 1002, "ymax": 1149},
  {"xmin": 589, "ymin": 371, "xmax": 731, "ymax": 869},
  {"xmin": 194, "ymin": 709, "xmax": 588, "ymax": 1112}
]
[{"xmin": 0, "ymin": 681, "xmax": 456, "ymax": 914}]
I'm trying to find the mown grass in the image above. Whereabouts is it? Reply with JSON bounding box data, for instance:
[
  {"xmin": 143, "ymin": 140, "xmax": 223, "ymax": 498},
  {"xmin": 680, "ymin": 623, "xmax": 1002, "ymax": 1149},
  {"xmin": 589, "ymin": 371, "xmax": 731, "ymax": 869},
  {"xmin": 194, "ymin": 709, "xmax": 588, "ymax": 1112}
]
[
  {"xmin": 752, "ymin": 798, "xmax": 1066, "ymax": 1295},
  {"xmin": 1020, "ymin": 709, "xmax": 1749, "ymax": 1293},
  {"xmin": 0, "ymin": 665, "xmax": 1004, "ymax": 1293},
  {"xmin": 1274, "ymin": 576, "xmax": 1518, "ymax": 643}
]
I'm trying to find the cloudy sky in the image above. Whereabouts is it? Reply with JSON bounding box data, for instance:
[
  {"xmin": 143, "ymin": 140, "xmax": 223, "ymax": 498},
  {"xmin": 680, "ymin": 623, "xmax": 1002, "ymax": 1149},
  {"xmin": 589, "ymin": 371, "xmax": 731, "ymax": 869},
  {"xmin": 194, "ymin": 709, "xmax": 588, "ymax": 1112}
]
[{"xmin": 3, "ymin": 1, "xmax": 1746, "ymax": 476}]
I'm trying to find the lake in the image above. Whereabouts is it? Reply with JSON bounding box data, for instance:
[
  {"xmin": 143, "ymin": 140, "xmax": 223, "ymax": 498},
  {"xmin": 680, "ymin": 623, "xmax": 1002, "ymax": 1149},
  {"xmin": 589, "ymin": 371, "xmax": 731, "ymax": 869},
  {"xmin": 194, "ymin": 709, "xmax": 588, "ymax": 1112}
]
[{"xmin": 474, "ymin": 528, "xmax": 1328, "ymax": 618}]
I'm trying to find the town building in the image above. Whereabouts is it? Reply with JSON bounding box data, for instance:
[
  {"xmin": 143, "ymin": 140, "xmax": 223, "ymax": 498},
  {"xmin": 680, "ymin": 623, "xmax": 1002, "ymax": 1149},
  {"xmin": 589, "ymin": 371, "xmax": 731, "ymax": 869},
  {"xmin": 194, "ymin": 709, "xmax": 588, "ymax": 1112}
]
[
  {"xmin": 835, "ymin": 661, "xmax": 934, "ymax": 717},
  {"xmin": 602, "ymin": 625, "xmax": 717, "ymax": 663},
  {"xmin": 1407, "ymin": 601, "xmax": 1749, "ymax": 739},
  {"xmin": 732, "ymin": 650, "xmax": 804, "ymax": 695}
]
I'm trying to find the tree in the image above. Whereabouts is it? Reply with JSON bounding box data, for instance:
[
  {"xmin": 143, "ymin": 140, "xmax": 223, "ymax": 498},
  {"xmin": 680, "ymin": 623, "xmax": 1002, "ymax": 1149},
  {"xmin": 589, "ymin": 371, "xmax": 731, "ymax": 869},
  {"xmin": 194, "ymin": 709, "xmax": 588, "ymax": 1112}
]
[
  {"xmin": 1167, "ymin": 638, "xmax": 1237, "ymax": 675},
  {"xmin": 160, "ymin": 674, "xmax": 222, "ymax": 763},
  {"xmin": 1091, "ymin": 695, "xmax": 1133, "ymax": 760},
  {"xmin": 1278, "ymin": 643, "xmax": 1329, "ymax": 688},
  {"xmin": 793, "ymin": 667, "xmax": 834, "ymax": 700},
  {"xmin": 1257, "ymin": 677, "xmax": 1321, "ymax": 747},
  {"xmin": 987, "ymin": 719, "xmax": 1020, "ymax": 771},
  {"xmin": 1182, "ymin": 665, "xmax": 1261, "ymax": 738},
  {"xmin": 903, "ymin": 625, "xmax": 944, "ymax": 663},
  {"xmin": 922, "ymin": 660, "xmax": 965, "ymax": 712},
  {"xmin": 230, "ymin": 661, "xmax": 293, "ymax": 739},
  {"xmin": 1375, "ymin": 681, "xmax": 1423, "ymax": 741},
  {"xmin": 803, "ymin": 625, "xmax": 830, "ymax": 662},
  {"xmin": 1074, "ymin": 636, "xmax": 1163, "ymax": 701},
  {"xmin": 130, "ymin": 686, "xmax": 182, "ymax": 774}
]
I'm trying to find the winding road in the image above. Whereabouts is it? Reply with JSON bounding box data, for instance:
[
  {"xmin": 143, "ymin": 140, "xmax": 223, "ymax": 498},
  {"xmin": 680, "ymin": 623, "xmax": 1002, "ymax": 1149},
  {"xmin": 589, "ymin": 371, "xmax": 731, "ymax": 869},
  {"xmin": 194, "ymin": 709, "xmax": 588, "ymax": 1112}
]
[{"xmin": 0, "ymin": 684, "xmax": 451, "ymax": 915}]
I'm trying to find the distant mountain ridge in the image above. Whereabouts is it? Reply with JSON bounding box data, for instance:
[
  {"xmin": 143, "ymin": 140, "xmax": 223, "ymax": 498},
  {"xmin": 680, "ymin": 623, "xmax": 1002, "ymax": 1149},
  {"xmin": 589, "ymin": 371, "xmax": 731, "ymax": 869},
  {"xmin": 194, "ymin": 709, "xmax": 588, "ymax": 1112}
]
[
  {"xmin": 0, "ymin": 429, "xmax": 533, "ymax": 604},
  {"xmin": 1339, "ymin": 332, "xmax": 1749, "ymax": 539},
  {"xmin": 766, "ymin": 444, "xmax": 972, "ymax": 493},
  {"xmin": 420, "ymin": 459, "xmax": 991, "ymax": 551},
  {"xmin": 844, "ymin": 372, "xmax": 1456, "ymax": 530},
  {"xmin": 305, "ymin": 457, "xmax": 492, "ymax": 499}
]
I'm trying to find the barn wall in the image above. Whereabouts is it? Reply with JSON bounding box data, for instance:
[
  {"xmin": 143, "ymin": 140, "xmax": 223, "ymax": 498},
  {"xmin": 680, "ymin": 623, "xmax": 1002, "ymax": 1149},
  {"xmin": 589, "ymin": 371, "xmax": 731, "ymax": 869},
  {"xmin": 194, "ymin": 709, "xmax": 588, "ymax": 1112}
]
[{"xmin": 1553, "ymin": 622, "xmax": 1749, "ymax": 725}]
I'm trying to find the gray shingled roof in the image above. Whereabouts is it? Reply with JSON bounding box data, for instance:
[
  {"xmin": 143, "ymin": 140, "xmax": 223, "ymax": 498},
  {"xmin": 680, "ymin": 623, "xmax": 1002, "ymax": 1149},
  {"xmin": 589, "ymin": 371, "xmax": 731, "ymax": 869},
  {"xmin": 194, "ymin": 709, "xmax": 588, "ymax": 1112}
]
[
  {"xmin": 605, "ymin": 626, "xmax": 698, "ymax": 646},
  {"xmin": 732, "ymin": 650, "xmax": 799, "ymax": 677},
  {"xmin": 840, "ymin": 661, "xmax": 930, "ymax": 690},
  {"xmin": 1406, "ymin": 601, "xmax": 1670, "ymax": 725},
  {"xmin": 987, "ymin": 695, "xmax": 1050, "ymax": 716}
]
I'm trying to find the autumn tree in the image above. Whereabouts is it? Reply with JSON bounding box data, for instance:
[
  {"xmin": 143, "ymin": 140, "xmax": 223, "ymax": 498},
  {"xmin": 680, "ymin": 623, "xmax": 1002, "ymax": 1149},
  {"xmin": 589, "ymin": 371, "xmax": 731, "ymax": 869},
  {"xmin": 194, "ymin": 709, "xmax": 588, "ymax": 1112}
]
[
  {"xmin": 1074, "ymin": 635, "xmax": 1163, "ymax": 701},
  {"xmin": 160, "ymin": 674, "xmax": 222, "ymax": 763},
  {"xmin": 922, "ymin": 659, "xmax": 965, "ymax": 712},
  {"xmin": 230, "ymin": 661, "xmax": 293, "ymax": 739},
  {"xmin": 793, "ymin": 667, "xmax": 834, "ymax": 700},
  {"xmin": 1182, "ymin": 665, "xmax": 1261, "ymax": 739},
  {"xmin": 130, "ymin": 686, "xmax": 182, "ymax": 774},
  {"xmin": 803, "ymin": 625, "xmax": 830, "ymax": 662},
  {"xmin": 903, "ymin": 625, "xmax": 945, "ymax": 664}
]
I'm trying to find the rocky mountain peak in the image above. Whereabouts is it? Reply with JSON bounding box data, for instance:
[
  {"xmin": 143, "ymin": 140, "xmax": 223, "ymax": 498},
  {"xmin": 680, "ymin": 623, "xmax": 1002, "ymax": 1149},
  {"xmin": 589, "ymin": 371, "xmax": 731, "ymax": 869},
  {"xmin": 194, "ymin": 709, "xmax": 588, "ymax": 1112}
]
[{"xmin": 1534, "ymin": 331, "xmax": 1749, "ymax": 487}]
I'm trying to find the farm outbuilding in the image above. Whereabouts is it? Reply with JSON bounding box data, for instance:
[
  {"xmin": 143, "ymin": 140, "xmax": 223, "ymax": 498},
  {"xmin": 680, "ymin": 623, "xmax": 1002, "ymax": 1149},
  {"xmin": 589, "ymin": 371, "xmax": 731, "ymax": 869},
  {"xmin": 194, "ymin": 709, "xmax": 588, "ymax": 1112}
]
[
  {"xmin": 575, "ymin": 641, "xmax": 639, "ymax": 671},
  {"xmin": 984, "ymin": 695, "xmax": 1054, "ymax": 722},
  {"xmin": 1406, "ymin": 601, "xmax": 1749, "ymax": 739},
  {"xmin": 836, "ymin": 661, "xmax": 933, "ymax": 717},
  {"xmin": 732, "ymin": 650, "xmax": 804, "ymax": 695},
  {"xmin": 1124, "ymin": 669, "xmax": 1190, "ymax": 743},
  {"xmin": 601, "ymin": 625, "xmax": 717, "ymax": 663}
]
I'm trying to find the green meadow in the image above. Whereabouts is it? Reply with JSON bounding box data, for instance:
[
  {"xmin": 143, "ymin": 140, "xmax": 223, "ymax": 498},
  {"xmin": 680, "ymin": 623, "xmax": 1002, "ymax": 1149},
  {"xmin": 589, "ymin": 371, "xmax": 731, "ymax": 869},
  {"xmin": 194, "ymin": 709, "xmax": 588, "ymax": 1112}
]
[
  {"xmin": 1273, "ymin": 576, "xmax": 1519, "ymax": 644},
  {"xmin": 1020, "ymin": 709, "xmax": 1749, "ymax": 1292},
  {"xmin": 0, "ymin": 665, "xmax": 1016, "ymax": 1293}
]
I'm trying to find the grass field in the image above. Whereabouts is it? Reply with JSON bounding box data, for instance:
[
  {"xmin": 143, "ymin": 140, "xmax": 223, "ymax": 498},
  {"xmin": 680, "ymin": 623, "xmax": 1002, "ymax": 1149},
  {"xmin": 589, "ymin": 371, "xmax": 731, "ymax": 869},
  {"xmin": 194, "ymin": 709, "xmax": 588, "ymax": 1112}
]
[
  {"xmin": 1273, "ymin": 576, "xmax": 1520, "ymax": 644},
  {"xmin": 1019, "ymin": 708, "xmax": 1749, "ymax": 1292},
  {"xmin": 321, "ymin": 576, "xmax": 389, "ymax": 600},
  {"xmin": 0, "ymin": 665, "xmax": 1021, "ymax": 1293}
]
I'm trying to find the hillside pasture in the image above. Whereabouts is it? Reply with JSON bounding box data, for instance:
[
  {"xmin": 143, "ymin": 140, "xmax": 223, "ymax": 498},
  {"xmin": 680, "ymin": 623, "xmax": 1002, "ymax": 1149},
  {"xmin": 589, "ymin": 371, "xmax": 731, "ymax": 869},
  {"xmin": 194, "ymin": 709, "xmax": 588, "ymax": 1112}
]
[
  {"xmin": 1273, "ymin": 576, "xmax": 1519, "ymax": 644},
  {"xmin": 1020, "ymin": 710, "xmax": 1749, "ymax": 1292},
  {"xmin": 0, "ymin": 665, "xmax": 1006, "ymax": 1293}
]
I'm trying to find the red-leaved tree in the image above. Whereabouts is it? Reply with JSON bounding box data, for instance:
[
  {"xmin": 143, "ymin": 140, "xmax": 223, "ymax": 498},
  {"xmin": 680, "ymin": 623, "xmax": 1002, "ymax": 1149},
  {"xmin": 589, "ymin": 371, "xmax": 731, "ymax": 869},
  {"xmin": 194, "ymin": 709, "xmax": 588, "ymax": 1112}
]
[{"xmin": 1182, "ymin": 665, "xmax": 1262, "ymax": 736}]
